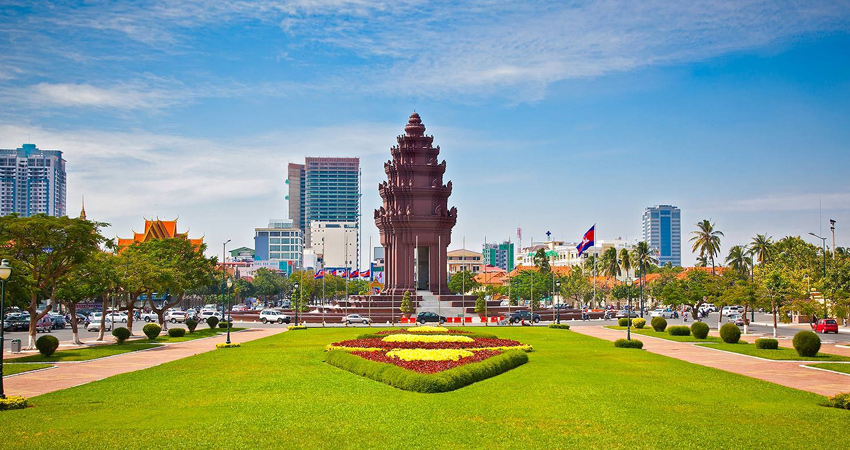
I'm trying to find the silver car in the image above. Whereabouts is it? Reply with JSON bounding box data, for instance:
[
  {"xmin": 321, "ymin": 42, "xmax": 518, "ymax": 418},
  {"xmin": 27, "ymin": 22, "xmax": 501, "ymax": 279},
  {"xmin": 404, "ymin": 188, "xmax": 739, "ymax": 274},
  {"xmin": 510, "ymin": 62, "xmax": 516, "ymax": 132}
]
[{"xmin": 342, "ymin": 314, "xmax": 372, "ymax": 325}]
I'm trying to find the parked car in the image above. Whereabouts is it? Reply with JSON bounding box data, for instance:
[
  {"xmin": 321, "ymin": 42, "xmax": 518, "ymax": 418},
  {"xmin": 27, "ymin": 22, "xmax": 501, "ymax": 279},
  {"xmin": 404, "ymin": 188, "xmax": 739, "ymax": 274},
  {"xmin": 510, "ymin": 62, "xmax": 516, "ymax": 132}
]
[
  {"xmin": 199, "ymin": 311, "xmax": 223, "ymax": 322},
  {"xmin": 140, "ymin": 312, "xmax": 158, "ymax": 323},
  {"xmin": 721, "ymin": 306, "xmax": 744, "ymax": 316},
  {"xmin": 86, "ymin": 312, "xmax": 115, "ymax": 332},
  {"xmin": 416, "ymin": 311, "xmax": 447, "ymax": 324},
  {"xmin": 650, "ymin": 309, "xmax": 677, "ymax": 319},
  {"xmin": 812, "ymin": 319, "xmax": 839, "ymax": 334},
  {"xmin": 3, "ymin": 314, "xmax": 30, "ymax": 331},
  {"xmin": 727, "ymin": 314, "xmax": 746, "ymax": 326},
  {"xmin": 48, "ymin": 314, "xmax": 67, "ymax": 329},
  {"xmin": 166, "ymin": 311, "xmax": 189, "ymax": 323},
  {"xmin": 34, "ymin": 315, "xmax": 53, "ymax": 333},
  {"xmin": 615, "ymin": 310, "xmax": 640, "ymax": 319},
  {"xmin": 103, "ymin": 311, "xmax": 128, "ymax": 323},
  {"xmin": 506, "ymin": 310, "xmax": 540, "ymax": 324},
  {"xmin": 342, "ymin": 314, "xmax": 372, "ymax": 325},
  {"xmin": 259, "ymin": 310, "xmax": 291, "ymax": 324}
]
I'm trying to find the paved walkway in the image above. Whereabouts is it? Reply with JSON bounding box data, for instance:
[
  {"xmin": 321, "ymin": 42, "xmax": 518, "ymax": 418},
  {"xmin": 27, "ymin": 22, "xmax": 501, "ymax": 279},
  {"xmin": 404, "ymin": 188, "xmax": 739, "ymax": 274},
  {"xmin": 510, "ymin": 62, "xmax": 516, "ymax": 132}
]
[
  {"xmin": 4, "ymin": 328, "xmax": 284, "ymax": 398},
  {"xmin": 572, "ymin": 326, "xmax": 850, "ymax": 397}
]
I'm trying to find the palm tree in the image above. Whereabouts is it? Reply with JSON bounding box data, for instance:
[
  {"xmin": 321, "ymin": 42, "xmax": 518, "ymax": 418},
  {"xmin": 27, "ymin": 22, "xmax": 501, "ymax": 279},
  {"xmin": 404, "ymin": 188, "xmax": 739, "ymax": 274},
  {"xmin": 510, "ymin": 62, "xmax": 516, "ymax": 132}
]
[
  {"xmin": 690, "ymin": 219, "xmax": 724, "ymax": 274},
  {"xmin": 725, "ymin": 245, "xmax": 752, "ymax": 279},
  {"xmin": 631, "ymin": 241, "xmax": 657, "ymax": 319},
  {"xmin": 749, "ymin": 234, "xmax": 773, "ymax": 266},
  {"xmin": 695, "ymin": 255, "xmax": 708, "ymax": 267},
  {"xmin": 601, "ymin": 247, "xmax": 620, "ymax": 278},
  {"xmin": 619, "ymin": 248, "xmax": 631, "ymax": 277}
]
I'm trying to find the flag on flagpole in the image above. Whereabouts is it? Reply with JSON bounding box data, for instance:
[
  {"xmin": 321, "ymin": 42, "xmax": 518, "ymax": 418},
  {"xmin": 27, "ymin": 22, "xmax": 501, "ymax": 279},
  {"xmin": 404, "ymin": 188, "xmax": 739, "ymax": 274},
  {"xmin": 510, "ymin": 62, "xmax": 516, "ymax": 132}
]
[
  {"xmin": 360, "ymin": 269, "xmax": 371, "ymax": 279},
  {"xmin": 339, "ymin": 269, "xmax": 349, "ymax": 278},
  {"xmin": 577, "ymin": 224, "xmax": 595, "ymax": 257},
  {"xmin": 313, "ymin": 269, "xmax": 324, "ymax": 280},
  {"xmin": 349, "ymin": 270, "xmax": 360, "ymax": 279}
]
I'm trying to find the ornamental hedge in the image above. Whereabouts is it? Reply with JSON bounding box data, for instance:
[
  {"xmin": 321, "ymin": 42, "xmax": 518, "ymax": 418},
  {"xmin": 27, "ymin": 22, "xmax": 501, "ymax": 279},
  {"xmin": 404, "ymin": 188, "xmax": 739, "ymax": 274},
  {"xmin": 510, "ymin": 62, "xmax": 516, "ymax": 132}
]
[
  {"xmin": 719, "ymin": 323, "xmax": 741, "ymax": 344},
  {"xmin": 633, "ymin": 318, "xmax": 646, "ymax": 329},
  {"xmin": 324, "ymin": 349, "xmax": 529, "ymax": 393},
  {"xmin": 618, "ymin": 318, "xmax": 632, "ymax": 327},
  {"xmin": 0, "ymin": 396, "xmax": 28, "ymax": 411},
  {"xmin": 548, "ymin": 323, "xmax": 570, "ymax": 330},
  {"xmin": 168, "ymin": 328, "xmax": 186, "ymax": 338},
  {"xmin": 186, "ymin": 319, "xmax": 198, "ymax": 333},
  {"xmin": 219, "ymin": 322, "xmax": 231, "ymax": 329},
  {"xmin": 827, "ymin": 392, "xmax": 850, "ymax": 410},
  {"xmin": 356, "ymin": 331, "xmax": 500, "ymax": 340},
  {"xmin": 112, "ymin": 327, "xmax": 131, "ymax": 344},
  {"xmin": 668, "ymin": 325, "xmax": 690, "ymax": 336},
  {"xmin": 690, "ymin": 322, "xmax": 709, "ymax": 339},
  {"xmin": 755, "ymin": 338, "xmax": 779, "ymax": 350},
  {"xmin": 35, "ymin": 335, "xmax": 59, "ymax": 357},
  {"xmin": 651, "ymin": 316, "xmax": 667, "ymax": 332},
  {"xmin": 614, "ymin": 339, "xmax": 643, "ymax": 349},
  {"xmin": 142, "ymin": 323, "xmax": 161, "ymax": 340},
  {"xmin": 287, "ymin": 325, "xmax": 307, "ymax": 330},
  {"xmin": 207, "ymin": 317, "xmax": 219, "ymax": 329},
  {"xmin": 793, "ymin": 331, "xmax": 821, "ymax": 357}
]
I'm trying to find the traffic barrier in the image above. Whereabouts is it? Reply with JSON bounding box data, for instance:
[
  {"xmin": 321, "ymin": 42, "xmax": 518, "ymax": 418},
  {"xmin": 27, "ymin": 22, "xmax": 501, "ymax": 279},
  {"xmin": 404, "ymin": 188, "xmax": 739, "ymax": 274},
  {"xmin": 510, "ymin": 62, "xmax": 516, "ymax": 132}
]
[{"xmin": 464, "ymin": 317, "xmax": 472, "ymax": 323}]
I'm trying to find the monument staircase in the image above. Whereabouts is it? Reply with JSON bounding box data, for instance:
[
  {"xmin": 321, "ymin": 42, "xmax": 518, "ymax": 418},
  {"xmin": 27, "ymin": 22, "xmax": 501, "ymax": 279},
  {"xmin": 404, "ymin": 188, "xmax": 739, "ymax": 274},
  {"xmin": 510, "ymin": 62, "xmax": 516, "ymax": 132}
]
[{"xmin": 416, "ymin": 290, "xmax": 465, "ymax": 318}]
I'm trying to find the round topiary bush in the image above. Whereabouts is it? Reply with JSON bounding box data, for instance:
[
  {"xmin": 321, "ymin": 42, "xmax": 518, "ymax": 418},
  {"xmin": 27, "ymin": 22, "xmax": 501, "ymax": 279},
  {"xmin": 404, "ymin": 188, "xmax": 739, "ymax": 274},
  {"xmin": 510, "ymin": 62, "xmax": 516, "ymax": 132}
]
[
  {"xmin": 185, "ymin": 319, "xmax": 198, "ymax": 333},
  {"xmin": 633, "ymin": 318, "xmax": 646, "ymax": 329},
  {"xmin": 112, "ymin": 327, "xmax": 131, "ymax": 344},
  {"xmin": 168, "ymin": 328, "xmax": 186, "ymax": 338},
  {"xmin": 668, "ymin": 325, "xmax": 690, "ymax": 336},
  {"xmin": 35, "ymin": 335, "xmax": 59, "ymax": 357},
  {"xmin": 793, "ymin": 330, "xmax": 821, "ymax": 357},
  {"xmin": 618, "ymin": 318, "xmax": 632, "ymax": 327},
  {"xmin": 755, "ymin": 338, "xmax": 779, "ymax": 350},
  {"xmin": 614, "ymin": 338, "xmax": 644, "ymax": 349},
  {"xmin": 651, "ymin": 316, "xmax": 667, "ymax": 332},
  {"xmin": 142, "ymin": 323, "xmax": 161, "ymax": 340},
  {"xmin": 207, "ymin": 316, "xmax": 219, "ymax": 329},
  {"xmin": 719, "ymin": 323, "xmax": 741, "ymax": 343},
  {"xmin": 691, "ymin": 322, "xmax": 709, "ymax": 339},
  {"xmin": 828, "ymin": 392, "xmax": 850, "ymax": 410},
  {"xmin": 218, "ymin": 322, "xmax": 231, "ymax": 329}
]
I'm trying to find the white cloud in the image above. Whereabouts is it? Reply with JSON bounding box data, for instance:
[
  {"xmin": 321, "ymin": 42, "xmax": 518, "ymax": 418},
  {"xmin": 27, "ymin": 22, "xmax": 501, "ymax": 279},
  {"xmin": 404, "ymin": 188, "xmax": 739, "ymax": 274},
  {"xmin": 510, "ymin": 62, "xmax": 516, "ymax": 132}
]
[
  {"xmin": 27, "ymin": 83, "xmax": 177, "ymax": 109},
  {"xmin": 724, "ymin": 192, "xmax": 850, "ymax": 212}
]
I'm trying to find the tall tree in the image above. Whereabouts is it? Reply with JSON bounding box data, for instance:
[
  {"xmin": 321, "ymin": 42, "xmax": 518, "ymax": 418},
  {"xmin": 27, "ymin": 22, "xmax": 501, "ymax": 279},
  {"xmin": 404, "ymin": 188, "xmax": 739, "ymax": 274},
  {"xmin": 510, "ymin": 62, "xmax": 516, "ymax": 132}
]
[
  {"xmin": 559, "ymin": 268, "xmax": 593, "ymax": 307},
  {"xmin": 601, "ymin": 247, "xmax": 621, "ymax": 278},
  {"xmin": 725, "ymin": 245, "xmax": 752, "ymax": 279},
  {"xmin": 619, "ymin": 248, "xmax": 631, "ymax": 278},
  {"xmin": 533, "ymin": 248, "xmax": 550, "ymax": 273},
  {"xmin": 749, "ymin": 234, "xmax": 773, "ymax": 267},
  {"xmin": 448, "ymin": 270, "xmax": 478, "ymax": 295},
  {"xmin": 0, "ymin": 214, "xmax": 105, "ymax": 349},
  {"xmin": 690, "ymin": 219, "xmax": 724, "ymax": 274}
]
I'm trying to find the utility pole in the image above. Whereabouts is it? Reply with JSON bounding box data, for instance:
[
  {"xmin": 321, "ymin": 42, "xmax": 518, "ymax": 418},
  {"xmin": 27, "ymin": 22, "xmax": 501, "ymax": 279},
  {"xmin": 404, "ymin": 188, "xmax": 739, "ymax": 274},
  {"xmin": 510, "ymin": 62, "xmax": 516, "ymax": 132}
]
[{"xmin": 830, "ymin": 219, "xmax": 836, "ymax": 259}]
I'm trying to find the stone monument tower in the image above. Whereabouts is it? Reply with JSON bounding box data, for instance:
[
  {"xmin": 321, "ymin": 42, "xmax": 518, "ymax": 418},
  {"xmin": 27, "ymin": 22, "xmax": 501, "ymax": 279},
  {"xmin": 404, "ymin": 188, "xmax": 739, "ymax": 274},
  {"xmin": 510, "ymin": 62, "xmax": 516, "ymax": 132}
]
[{"xmin": 374, "ymin": 112, "xmax": 457, "ymax": 296}]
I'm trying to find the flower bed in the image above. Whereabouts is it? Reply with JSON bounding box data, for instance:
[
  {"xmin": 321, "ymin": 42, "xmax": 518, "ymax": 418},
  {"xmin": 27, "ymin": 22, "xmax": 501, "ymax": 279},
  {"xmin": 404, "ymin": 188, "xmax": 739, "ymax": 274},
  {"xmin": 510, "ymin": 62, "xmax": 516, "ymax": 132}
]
[
  {"xmin": 353, "ymin": 349, "xmax": 499, "ymax": 373},
  {"xmin": 216, "ymin": 343, "xmax": 241, "ymax": 349},
  {"xmin": 327, "ymin": 337, "xmax": 531, "ymax": 352},
  {"xmin": 382, "ymin": 334, "xmax": 474, "ymax": 343}
]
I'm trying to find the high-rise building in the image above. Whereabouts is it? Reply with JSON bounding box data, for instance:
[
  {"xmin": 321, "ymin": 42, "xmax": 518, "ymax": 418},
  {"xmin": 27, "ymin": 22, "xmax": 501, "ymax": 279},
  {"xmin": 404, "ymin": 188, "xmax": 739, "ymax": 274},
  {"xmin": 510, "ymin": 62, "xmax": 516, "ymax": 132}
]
[
  {"xmin": 642, "ymin": 205, "xmax": 682, "ymax": 267},
  {"xmin": 286, "ymin": 157, "xmax": 360, "ymax": 252},
  {"xmin": 253, "ymin": 219, "xmax": 303, "ymax": 275},
  {"xmin": 0, "ymin": 143, "xmax": 66, "ymax": 217},
  {"xmin": 310, "ymin": 221, "xmax": 358, "ymax": 270},
  {"xmin": 483, "ymin": 241, "xmax": 515, "ymax": 272}
]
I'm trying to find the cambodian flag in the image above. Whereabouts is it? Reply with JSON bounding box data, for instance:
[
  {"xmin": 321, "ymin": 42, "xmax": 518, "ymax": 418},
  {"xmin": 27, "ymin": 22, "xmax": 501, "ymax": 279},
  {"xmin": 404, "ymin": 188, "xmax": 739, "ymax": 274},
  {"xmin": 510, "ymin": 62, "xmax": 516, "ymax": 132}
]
[
  {"xmin": 313, "ymin": 270, "xmax": 323, "ymax": 280},
  {"xmin": 576, "ymin": 224, "xmax": 595, "ymax": 257},
  {"xmin": 349, "ymin": 270, "xmax": 360, "ymax": 279},
  {"xmin": 338, "ymin": 269, "xmax": 348, "ymax": 278},
  {"xmin": 360, "ymin": 269, "xmax": 371, "ymax": 279}
]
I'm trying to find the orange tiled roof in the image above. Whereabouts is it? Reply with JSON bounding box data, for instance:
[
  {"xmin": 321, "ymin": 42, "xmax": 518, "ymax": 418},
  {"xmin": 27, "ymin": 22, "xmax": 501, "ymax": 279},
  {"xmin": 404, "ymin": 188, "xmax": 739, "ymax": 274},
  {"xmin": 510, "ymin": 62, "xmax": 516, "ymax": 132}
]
[
  {"xmin": 117, "ymin": 218, "xmax": 203, "ymax": 250},
  {"xmin": 507, "ymin": 265, "xmax": 572, "ymax": 277}
]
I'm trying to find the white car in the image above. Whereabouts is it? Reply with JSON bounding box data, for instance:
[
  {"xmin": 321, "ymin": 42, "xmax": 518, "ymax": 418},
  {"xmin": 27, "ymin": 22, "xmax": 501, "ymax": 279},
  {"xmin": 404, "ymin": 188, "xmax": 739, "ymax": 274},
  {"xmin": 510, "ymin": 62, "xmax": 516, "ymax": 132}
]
[
  {"xmin": 199, "ymin": 311, "xmax": 223, "ymax": 322},
  {"xmin": 342, "ymin": 314, "xmax": 372, "ymax": 325},
  {"xmin": 86, "ymin": 313, "xmax": 114, "ymax": 332},
  {"xmin": 650, "ymin": 309, "xmax": 677, "ymax": 319},
  {"xmin": 140, "ymin": 312, "xmax": 158, "ymax": 322},
  {"xmin": 721, "ymin": 306, "xmax": 744, "ymax": 316},
  {"xmin": 105, "ymin": 311, "xmax": 127, "ymax": 323},
  {"xmin": 259, "ymin": 310, "xmax": 291, "ymax": 324},
  {"xmin": 166, "ymin": 311, "xmax": 189, "ymax": 323}
]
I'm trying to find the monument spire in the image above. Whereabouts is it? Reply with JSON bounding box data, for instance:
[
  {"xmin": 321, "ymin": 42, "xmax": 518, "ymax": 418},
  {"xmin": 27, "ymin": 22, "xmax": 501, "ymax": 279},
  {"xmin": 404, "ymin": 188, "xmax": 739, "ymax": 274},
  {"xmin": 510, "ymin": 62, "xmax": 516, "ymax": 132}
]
[{"xmin": 79, "ymin": 196, "xmax": 86, "ymax": 220}]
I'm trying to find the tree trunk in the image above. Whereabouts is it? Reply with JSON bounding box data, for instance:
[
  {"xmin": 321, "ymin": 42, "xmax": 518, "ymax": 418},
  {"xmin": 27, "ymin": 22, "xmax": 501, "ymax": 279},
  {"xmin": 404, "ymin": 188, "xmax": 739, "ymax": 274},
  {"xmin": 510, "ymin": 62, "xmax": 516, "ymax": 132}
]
[
  {"xmin": 125, "ymin": 293, "xmax": 136, "ymax": 335},
  {"xmin": 742, "ymin": 304, "xmax": 749, "ymax": 335},
  {"xmin": 25, "ymin": 294, "xmax": 52, "ymax": 350},
  {"xmin": 97, "ymin": 295, "xmax": 108, "ymax": 341},
  {"xmin": 772, "ymin": 300, "xmax": 778, "ymax": 338},
  {"xmin": 67, "ymin": 302, "xmax": 81, "ymax": 345}
]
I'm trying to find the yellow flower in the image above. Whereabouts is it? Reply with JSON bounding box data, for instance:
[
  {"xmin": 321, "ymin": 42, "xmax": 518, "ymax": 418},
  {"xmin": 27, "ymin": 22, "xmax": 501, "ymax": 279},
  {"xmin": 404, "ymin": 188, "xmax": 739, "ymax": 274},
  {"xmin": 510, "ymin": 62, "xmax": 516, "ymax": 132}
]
[
  {"xmin": 382, "ymin": 334, "xmax": 474, "ymax": 343},
  {"xmin": 386, "ymin": 349, "xmax": 474, "ymax": 361},
  {"xmin": 407, "ymin": 326, "xmax": 449, "ymax": 333}
]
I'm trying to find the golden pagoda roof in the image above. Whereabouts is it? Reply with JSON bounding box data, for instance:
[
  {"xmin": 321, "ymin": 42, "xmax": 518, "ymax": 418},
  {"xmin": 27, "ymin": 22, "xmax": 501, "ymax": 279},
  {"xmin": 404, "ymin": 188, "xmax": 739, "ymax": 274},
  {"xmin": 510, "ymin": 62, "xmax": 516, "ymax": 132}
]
[{"xmin": 117, "ymin": 218, "xmax": 203, "ymax": 250}]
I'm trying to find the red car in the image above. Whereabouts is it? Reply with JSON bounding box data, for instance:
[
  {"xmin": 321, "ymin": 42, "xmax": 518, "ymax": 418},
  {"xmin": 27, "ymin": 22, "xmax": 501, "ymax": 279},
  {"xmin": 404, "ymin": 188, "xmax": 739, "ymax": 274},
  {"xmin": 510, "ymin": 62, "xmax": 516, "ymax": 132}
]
[{"xmin": 812, "ymin": 319, "xmax": 839, "ymax": 334}]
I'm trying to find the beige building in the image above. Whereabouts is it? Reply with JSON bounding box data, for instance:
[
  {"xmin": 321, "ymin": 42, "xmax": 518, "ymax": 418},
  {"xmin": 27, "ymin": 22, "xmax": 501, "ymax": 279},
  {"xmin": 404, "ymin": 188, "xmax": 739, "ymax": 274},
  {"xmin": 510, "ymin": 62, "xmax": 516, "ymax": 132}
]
[
  {"xmin": 447, "ymin": 249, "xmax": 483, "ymax": 275},
  {"xmin": 310, "ymin": 221, "xmax": 358, "ymax": 270}
]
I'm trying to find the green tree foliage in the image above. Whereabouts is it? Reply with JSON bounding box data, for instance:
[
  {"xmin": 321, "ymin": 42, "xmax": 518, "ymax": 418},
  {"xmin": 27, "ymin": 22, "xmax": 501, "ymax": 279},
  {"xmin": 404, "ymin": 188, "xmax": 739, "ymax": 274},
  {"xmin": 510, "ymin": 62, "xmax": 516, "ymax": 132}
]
[
  {"xmin": 533, "ymin": 248, "xmax": 550, "ymax": 273},
  {"xmin": 399, "ymin": 291, "xmax": 414, "ymax": 315},
  {"xmin": 559, "ymin": 268, "xmax": 593, "ymax": 307},
  {"xmin": 253, "ymin": 268, "xmax": 288, "ymax": 302},
  {"xmin": 447, "ymin": 270, "xmax": 478, "ymax": 294},
  {"xmin": 619, "ymin": 248, "xmax": 631, "ymax": 277},
  {"xmin": 509, "ymin": 270, "xmax": 548, "ymax": 307},
  {"xmin": 750, "ymin": 234, "xmax": 773, "ymax": 267},
  {"xmin": 601, "ymin": 247, "xmax": 620, "ymax": 278},
  {"xmin": 690, "ymin": 219, "xmax": 724, "ymax": 274},
  {"xmin": 725, "ymin": 245, "xmax": 752, "ymax": 279}
]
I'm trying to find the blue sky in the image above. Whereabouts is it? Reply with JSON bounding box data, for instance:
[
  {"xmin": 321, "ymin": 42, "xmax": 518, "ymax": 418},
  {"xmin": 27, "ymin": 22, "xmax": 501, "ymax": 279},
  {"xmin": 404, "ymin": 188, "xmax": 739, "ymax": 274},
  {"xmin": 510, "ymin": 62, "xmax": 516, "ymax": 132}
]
[{"xmin": 1, "ymin": 0, "xmax": 849, "ymax": 266}]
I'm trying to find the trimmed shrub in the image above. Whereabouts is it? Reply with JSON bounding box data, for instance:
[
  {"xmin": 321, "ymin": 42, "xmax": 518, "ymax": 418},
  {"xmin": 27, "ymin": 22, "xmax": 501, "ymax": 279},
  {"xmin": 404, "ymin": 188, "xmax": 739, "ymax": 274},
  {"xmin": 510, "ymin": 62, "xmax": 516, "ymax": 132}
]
[
  {"xmin": 0, "ymin": 396, "xmax": 28, "ymax": 411},
  {"xmin": 548, "ymin": 323, "xmax": 570, "ymax": 330},
  {"xmin": 219, "ymin": 322, "xmax": 231, "ymax": 329},
  {"xmin": 185, "ymin": 319, "xmax": 198, "ymax": 333},
  {"xmin": 287, "ymin": 325, "xmax": 307, "ymax": 330},
  {"xmin": 35, "ymin": 335, "xmax": 59, "ymax": 357},
  {"xmin": 216, "ymin": 343, "xmax": 241, "ymax": 349},
  {"xmin": 324, "ymin": 349, "xmax": 528, "ymax": 393},
  {"xmin": 168, "ymin": 328, "xmax": 186, "ymax": 338},
  {"xmin": 651, "ymin": 316, "xmax": 667, "ymax": 332},
  {"xmin": 112, "ymin": 327, "xmax": 131, "ymax": 344},
  {"xmin": 613, "ymin": 338, "xmax": 644, "ymax": 349},
  {"xmin": 792, "ymin": 330, "xmax": 821, "ymax": 357},
  {"xmin": 668, "ymin": 325, "xmax": 690, "ymax": 336},
  {"xmin": 633, "ymin": 318, "xmax": 646, "ymax": 329},
  {"xmin": 618, "ymin": 318, "xmax": 632, "ymax": 327},
  {"xmin": 719, "ymin": 323, "xmax": 741, "ymax": 344},
  {"xmin": 755, "ymin": 338, "xmax": 779, "ymax": 350},
  {"xmin": 691, "ymin": 322, "xmax": 709, "ymax": 339},
  {"xmin": 206, "ymin": 316, "xmax": 219, "ymax": 329},
  {"xmin": 827, "ymin": 392, "xmax": 850, "ymax": 410},
  {"xmin": 142, "ymin": 323, "xmax": 161, "ymax": 340}
]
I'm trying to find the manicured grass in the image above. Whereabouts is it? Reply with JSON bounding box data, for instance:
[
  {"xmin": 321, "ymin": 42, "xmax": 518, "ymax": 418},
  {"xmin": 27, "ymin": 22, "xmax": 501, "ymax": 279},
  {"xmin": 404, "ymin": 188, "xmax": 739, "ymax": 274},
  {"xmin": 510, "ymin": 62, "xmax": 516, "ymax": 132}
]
[
  {"xmin": 696, "ymin": 343, "xmax": 850, "ymax": 361},
  {"xmin": 0, "ymin": 328, "xmax": 847, "ymax": 449},
  {"xmin": 809, "ymin": 363, "xmax": 850, "ymax": 375},
  {"xmin": 12, "ymin": 342, "xmax": 161, "ymax": 363},
  {"xmin": 130, "ymin": 327, "xmax": 245, "ymax": 344},
  {"xmin": 607, "ymin": 326, "xmax": 722, "ymax": 343},
  {"xmin": 3, "ymin": 364, "xmax": 53, "ymax": 376}
]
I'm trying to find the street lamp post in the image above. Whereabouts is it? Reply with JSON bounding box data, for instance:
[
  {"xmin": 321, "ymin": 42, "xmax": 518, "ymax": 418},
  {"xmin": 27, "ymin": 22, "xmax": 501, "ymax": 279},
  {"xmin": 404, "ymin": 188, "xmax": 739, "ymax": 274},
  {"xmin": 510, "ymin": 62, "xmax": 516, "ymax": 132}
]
[
  {"xmin": 0, "ymin": 259, "xmax": 12, "ymax": 399},
  {"xmin": 225, "ymin": 278, "xmax": 233, "ymax": 344},
  {"xmin": 555, "ymin": 280, "xmax": 561, "ymax": 324},
  {"xmin": 626, "ymin": 277, "xmax": 633, "ymax": 341},
  {"xmin": 293, "ymin": 281, "xmax": 300, "ymax": 326},
  {"xmin": 221, "ymin": 239, "xmax": 231, "ymax": 321}
]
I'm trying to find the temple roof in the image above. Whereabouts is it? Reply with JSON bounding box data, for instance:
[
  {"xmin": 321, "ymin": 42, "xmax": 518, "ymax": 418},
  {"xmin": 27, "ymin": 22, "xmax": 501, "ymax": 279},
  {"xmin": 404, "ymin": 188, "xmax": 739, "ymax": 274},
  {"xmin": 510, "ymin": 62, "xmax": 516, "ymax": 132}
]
[
  {"xmin": 117, "ymin": 218, "xmax": 203, "ymax": 250},
  {"xmin": 404, "ymin": 111, "xmax": 425, "ymax": 137}
]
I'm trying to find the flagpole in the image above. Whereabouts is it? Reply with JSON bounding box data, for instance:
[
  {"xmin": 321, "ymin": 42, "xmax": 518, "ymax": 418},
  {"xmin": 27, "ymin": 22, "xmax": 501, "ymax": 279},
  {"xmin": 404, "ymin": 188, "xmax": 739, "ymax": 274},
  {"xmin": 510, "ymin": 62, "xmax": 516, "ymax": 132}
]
[
  {"xmin": 344, "ymin": 232, "xmax": 349, "ymax": 326},
  {"xmin": 322, "ymin": 260, "xmax": 325, "ymax": 327},
  {"xmin": 415, "ymin": 235, "xmax": 418, "ymax": 292},
  {"xmin": 462, "ymin": 235, "xmax": 466, "ymax": 327},
  {"xmin": 484, "ymin": 235, "xmax": 488, "ymax": 327},
  {"xmin": 368, "ymin": 235, "xmax": 372, "ymax": 327},
  {"xmin": 391, "ymin": 233, "xmax": 396, "ymax": 327}
]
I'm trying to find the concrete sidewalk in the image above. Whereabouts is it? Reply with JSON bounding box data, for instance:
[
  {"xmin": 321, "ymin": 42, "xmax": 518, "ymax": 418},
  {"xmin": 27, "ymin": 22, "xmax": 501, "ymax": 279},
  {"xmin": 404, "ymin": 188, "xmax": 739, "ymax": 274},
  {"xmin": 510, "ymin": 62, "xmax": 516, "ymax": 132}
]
[
  {"xmin": 3, "ymin": 327, "xmax": 284, "ymax": 398},
  {"xmin": 572, "ymin": 326, "xmax": 850, "ymax": 397}
]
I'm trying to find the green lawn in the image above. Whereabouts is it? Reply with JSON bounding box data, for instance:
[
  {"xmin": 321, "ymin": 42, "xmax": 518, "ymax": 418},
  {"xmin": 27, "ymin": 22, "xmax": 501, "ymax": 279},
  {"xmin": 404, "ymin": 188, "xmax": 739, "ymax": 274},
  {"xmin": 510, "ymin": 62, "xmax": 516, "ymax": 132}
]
[
  {"xmin": 129, "ymin": 327, "xmax": 245, "ymax": 344},
  {"xmin": 696, "ymin": 343, "xmax": 850, "ymax": 361},
  {"xmin": 3, "ymin": 364, "xmax": 53, "ymax": 376},
  {"xmin": 11, "ymin": 342, "xmax": 161, "ymax": 363},
  {"xmin": 808, "ymin": 363, "xmax": 850, "ymax": 375},
  {"xmin": 606, "ymin": 326, "xmax": 722, "ymax": 343},
  {"xmin": 0, "ymin": 328, "xmax": 847, "ymax": 449}
]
